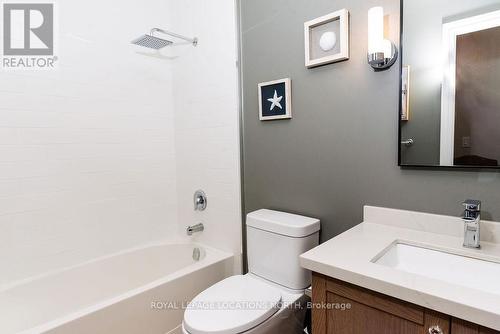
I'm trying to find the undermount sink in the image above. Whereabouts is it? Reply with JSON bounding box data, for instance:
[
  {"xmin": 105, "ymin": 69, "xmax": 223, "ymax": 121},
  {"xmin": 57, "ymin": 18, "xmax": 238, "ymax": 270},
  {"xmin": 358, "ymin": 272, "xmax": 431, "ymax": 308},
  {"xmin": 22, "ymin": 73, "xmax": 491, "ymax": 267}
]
[{"xmin": 374, "ymin": 243, "xmax": 500, "ymax": 296}]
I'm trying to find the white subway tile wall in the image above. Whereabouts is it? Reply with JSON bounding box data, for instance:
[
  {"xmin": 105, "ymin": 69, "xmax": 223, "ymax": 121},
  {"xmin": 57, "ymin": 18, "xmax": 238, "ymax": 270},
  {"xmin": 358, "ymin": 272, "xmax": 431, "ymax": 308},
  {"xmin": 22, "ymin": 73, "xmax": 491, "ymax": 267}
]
[
  {"xmin": 0, "ymin": 0, "xmax": 241, "ymax": 287},
  {"xmin": 170, "ymin": 0, "xmax": 242, "ymax": 260}
]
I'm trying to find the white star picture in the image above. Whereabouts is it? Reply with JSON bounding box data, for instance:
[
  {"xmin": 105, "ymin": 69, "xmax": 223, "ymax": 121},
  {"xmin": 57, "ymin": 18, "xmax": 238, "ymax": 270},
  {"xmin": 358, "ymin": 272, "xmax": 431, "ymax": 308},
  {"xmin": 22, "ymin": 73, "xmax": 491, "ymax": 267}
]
[
  {"xmin": 267, "ymin": 90, "xmax": 283, "ymax": 111},
  {"xmin": 258, "ymin": 78, "xmax": 292, "ymax": 121}
]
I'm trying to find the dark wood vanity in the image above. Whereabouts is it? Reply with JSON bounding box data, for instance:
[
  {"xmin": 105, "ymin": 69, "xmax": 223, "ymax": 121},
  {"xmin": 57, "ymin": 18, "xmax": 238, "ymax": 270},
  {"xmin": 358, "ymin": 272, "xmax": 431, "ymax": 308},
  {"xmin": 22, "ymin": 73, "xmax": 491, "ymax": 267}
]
[{"xmin": 311, "ymin": 273, "xmax": 499, "ymax": 334}]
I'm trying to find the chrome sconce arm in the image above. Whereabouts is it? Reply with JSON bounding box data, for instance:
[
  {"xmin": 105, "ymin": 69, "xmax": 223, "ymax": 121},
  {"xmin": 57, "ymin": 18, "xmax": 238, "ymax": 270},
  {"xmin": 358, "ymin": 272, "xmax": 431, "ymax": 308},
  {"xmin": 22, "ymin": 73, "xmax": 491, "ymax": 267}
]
[{"xmin": 368, "ymin": 42, "xmax": 398, "ymax": 70}]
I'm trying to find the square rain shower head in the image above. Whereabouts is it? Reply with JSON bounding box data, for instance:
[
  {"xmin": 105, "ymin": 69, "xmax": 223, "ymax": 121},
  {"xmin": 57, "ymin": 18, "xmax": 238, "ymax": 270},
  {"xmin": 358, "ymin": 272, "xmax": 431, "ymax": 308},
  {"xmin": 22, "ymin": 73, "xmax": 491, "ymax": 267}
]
[{"xmin": 131, "ymin": 34, "xmax": 173, "ymax": 50}]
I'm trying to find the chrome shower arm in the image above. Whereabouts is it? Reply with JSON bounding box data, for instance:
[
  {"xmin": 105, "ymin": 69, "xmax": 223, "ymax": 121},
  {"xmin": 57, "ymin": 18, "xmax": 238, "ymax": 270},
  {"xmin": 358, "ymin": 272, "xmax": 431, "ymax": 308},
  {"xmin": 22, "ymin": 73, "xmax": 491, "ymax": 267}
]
[{"xmin": 150, "ymin": 28, "xmax": 198, "ymax": 46}]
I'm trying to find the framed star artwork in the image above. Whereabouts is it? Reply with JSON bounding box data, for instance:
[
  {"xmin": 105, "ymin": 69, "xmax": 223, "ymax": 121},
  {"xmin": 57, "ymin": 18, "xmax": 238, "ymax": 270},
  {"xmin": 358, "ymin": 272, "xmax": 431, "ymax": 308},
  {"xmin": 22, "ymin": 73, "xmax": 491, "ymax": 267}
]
[
  {"xmin": 304, "ymin": 9, "xmax": 350, "ymax": 68},
  {"xmin": 258, "ymin": 78, "xmax": 292, "ymax": 121}
]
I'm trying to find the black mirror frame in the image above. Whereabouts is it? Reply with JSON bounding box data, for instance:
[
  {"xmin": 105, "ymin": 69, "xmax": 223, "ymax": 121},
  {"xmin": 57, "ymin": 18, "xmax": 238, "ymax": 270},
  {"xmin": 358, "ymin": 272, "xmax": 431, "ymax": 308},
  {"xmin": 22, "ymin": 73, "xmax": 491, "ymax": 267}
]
[{"xmin": 397, "ymin": 0, "xmax": 500, "ymax": 170}]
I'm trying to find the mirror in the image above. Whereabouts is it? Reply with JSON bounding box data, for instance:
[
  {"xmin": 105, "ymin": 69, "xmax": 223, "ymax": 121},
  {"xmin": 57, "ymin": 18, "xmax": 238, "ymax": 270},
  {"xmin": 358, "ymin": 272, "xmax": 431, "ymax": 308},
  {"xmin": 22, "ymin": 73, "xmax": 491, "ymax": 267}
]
[{"xmin": 399, "ymin": 0, "xmax": 500, "ymax": 168}]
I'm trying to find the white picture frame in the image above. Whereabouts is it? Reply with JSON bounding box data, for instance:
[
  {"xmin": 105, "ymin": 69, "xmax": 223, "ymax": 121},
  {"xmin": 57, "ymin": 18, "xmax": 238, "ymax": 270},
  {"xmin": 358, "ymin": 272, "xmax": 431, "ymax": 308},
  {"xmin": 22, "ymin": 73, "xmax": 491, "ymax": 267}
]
[
  {"xmin": 258, "ymin": 78, "xmax": 292, "ymax": 121},
  {"xmin": 304, "ymin": 9, "xmax": 350, "ymax": 68},
  {"xmin": 401, "ymin": 65, "xmax": 411, "ymax": 121}
]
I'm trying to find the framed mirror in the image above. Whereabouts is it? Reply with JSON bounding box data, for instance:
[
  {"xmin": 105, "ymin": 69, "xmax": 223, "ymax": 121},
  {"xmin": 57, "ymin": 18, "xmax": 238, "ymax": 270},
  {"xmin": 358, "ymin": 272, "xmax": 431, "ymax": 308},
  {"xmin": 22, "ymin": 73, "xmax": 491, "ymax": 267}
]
[{"xmin": 399, "ymin": 0, "xmax": 500, "ymax": 168}]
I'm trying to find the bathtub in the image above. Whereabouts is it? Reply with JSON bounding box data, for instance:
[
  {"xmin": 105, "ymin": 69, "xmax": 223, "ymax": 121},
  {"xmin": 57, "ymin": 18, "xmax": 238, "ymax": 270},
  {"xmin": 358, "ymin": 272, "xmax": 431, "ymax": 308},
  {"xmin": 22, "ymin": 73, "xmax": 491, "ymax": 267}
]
[{"xmin": 0, "ymin": 243, "xmax": 234, "ymax": 334}]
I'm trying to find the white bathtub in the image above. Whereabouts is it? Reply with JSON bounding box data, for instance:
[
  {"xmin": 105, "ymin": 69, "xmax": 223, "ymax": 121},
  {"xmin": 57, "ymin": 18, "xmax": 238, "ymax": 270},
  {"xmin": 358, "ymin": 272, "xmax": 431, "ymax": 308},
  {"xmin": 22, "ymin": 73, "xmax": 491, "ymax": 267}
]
[{"xmin": 0, "ymin": 243, "xmax": 234, "ymax": 334}]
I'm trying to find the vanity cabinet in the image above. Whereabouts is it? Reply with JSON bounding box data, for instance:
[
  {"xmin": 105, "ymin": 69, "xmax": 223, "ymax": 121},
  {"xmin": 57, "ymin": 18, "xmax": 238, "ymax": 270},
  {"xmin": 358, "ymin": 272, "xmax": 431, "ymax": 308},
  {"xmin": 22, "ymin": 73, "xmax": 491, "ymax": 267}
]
[{"xmin": 311, "ymin": 273, "xmax": 499, "ymax": 334}]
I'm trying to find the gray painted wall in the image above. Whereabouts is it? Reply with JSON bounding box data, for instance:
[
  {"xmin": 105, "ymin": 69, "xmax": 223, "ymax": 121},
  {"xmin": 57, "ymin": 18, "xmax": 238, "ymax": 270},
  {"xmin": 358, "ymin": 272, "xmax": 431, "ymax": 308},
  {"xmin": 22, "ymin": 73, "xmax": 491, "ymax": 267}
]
[{"xmin": 239, "ymin": 0, "xmax": 500, "ymax": 243}]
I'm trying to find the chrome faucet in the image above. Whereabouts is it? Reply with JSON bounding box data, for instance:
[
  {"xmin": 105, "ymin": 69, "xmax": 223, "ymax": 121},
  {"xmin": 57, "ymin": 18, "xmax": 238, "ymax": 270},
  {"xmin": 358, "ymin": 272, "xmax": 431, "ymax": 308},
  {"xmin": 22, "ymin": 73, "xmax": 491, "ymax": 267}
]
[
  {"xmin": 187, "ymin": 223, "xmax": 204, "ymax": 236},
  {"xmin": 462, "ymin": 199, "xmax": 481, "ymax": 249}
]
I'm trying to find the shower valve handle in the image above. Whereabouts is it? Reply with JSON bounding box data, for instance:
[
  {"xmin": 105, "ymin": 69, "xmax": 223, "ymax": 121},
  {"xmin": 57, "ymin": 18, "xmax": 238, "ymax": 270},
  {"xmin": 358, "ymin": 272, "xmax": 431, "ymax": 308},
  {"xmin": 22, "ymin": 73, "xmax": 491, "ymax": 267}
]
[{"xmin": 194, "ymin": 190, "xmax": 207, "ymax": 211}]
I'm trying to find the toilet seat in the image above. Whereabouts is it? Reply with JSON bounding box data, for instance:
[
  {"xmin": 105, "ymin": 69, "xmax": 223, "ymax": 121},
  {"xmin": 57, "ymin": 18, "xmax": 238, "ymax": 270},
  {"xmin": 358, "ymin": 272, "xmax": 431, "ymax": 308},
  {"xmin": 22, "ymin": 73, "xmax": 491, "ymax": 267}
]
[{"xmin": 183, "ymin": 275, "xmax": 282, "ymax": 334}]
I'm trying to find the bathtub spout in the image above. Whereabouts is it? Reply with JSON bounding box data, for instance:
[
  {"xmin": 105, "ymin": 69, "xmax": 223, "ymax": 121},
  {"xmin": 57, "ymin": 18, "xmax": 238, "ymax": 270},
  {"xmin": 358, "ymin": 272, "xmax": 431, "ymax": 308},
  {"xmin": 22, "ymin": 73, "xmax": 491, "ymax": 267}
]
[{"xmin": 187, "ymin": 223, "xmax": 204, "ymax": 236}]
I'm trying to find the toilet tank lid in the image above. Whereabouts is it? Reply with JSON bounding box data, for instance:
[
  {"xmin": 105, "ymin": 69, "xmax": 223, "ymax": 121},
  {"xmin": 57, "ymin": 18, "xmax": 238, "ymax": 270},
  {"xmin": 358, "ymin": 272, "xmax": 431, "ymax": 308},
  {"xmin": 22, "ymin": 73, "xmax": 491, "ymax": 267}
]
[{"xmin": 246, "ymin": 209, "xmax": 320, "ymax": 237}]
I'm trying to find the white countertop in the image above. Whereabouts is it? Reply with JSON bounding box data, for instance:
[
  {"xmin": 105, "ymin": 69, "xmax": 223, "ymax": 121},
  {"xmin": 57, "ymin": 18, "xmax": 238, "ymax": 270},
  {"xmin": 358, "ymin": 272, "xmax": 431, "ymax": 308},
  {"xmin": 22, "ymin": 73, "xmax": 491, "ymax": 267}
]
[{"xmin": 300, "ymin": 206, "xmax": 500, "ymax": 331}]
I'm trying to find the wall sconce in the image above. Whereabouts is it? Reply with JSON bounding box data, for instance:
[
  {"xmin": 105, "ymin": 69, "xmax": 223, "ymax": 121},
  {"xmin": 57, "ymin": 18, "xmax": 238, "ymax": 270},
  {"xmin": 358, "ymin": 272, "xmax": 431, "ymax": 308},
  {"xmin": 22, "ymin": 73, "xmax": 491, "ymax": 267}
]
[{"xmin": 367, "ymin": 6, "xmax": 398, "ymax": 70}]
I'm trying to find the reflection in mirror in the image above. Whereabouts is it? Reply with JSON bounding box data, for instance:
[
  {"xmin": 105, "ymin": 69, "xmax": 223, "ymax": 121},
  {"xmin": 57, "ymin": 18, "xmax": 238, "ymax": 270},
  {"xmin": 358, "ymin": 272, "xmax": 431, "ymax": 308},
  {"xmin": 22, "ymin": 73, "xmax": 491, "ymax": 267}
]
[{"xmin": 400, "ymin": 0, "xmax": 500, "ymax": 168}]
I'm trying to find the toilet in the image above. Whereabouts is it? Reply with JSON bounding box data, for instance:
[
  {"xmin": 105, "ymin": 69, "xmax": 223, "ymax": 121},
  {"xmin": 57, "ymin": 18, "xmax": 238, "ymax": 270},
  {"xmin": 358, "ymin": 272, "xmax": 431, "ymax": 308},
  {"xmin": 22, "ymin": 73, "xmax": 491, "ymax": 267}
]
[{"xmin": 182, "ymin": 209, "xmax": 320, "ymax": 334}]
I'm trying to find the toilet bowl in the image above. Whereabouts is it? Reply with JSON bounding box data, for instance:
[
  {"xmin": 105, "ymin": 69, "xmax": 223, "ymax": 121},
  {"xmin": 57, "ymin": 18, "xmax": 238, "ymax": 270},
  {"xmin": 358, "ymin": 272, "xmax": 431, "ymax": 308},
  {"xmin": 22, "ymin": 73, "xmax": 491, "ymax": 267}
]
[
  {"xmin": 181, "ymin": 274, "xmax": 309, "ymax": 334},
  {"xmin": 182, "ymin": 209, "xmax": 320, "ymax": 334}
]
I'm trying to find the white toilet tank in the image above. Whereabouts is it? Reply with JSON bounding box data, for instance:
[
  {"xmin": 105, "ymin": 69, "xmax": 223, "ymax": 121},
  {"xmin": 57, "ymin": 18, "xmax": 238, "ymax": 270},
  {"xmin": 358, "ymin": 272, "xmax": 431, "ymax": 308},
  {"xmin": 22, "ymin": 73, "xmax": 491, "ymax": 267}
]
[{"xmin": 246, "ymin": 209, "xmax": 320, "ymax": 291}]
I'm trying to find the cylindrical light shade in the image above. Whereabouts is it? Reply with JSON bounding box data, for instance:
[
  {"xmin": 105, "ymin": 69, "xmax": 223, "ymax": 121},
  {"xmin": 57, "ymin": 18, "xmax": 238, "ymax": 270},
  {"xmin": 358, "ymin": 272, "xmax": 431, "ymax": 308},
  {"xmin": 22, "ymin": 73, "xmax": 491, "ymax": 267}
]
[
  {"xmin": 368, "ymin": 6, "xmax": 384, "ymax": 54},
  {"xmin": 382, "ymin": 39, "xmax": 392, "ymax": 58}
]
